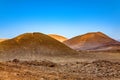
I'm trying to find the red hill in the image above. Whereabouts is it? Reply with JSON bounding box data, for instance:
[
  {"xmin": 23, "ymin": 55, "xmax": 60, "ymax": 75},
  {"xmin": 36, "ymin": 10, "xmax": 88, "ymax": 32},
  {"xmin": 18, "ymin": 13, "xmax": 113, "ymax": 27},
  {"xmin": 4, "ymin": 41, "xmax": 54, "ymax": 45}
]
[{"xmin": 63, "ymin": 32, "xmax": 120, "ymax": 51}]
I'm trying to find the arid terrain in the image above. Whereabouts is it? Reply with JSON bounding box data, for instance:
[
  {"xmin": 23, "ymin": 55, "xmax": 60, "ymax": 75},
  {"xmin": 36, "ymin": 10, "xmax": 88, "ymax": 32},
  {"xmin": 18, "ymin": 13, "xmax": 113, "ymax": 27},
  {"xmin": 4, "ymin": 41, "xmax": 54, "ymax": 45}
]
[
  {"xmin": 0, "ymin": 32, "xmax": 120, "ymax": 80},
  {"xmin": 0, "ymin": 52, "xmax": 120, "ymax": 80}
]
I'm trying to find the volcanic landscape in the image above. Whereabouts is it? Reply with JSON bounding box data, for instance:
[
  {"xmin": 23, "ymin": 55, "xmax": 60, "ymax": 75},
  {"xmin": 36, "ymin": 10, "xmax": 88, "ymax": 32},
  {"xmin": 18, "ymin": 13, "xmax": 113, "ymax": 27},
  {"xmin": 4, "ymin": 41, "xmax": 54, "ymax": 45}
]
[{"xmin": 0, "ymin": 32, "xmax": 120, "ymax": 80}]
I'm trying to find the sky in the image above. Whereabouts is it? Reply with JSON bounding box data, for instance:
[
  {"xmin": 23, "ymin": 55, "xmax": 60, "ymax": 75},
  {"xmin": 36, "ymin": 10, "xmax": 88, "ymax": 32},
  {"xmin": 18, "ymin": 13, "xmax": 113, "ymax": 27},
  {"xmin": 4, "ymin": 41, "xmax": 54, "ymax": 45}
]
[{"xmin": 0, "ymin": 0, "xmax": 120, "ymax": 40}]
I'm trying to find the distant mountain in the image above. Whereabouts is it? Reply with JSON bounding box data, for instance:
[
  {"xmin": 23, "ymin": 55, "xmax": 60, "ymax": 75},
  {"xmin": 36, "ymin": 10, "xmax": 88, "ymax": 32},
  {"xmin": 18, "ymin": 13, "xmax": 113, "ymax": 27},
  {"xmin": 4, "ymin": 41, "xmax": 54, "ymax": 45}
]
[
  {"xmin": 0, "ymin": 39, "xmax": 8, "ymax": 42},
  {"xmin": 63, "ymin": 32, "xmax": 120, "ymax": 51},
  {"xmin": 0, "ymin": 32, "xmax": 77, "ymax": 61},
  {"xmin": 48, "ymin": 34, "xmax": 67, "ymax": 42},
  {"xmin": 117, "ymin": 39, "xmax": 120, "ymax": 42}
]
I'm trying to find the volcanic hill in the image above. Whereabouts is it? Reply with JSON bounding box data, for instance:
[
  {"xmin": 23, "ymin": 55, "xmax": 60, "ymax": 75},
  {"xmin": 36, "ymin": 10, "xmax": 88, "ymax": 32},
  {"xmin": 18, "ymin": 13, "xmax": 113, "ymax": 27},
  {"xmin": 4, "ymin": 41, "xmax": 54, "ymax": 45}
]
[
  {"xmin": 63, "ymin": 32, "xmax": 120, "ymax": 51},
  {"xmin": 48, "ymin": 34, "xmax": 67, "ymax": 42},
  {"xmin": 0, "ymin": 32, "xmax": 77, "ymax": 61}
]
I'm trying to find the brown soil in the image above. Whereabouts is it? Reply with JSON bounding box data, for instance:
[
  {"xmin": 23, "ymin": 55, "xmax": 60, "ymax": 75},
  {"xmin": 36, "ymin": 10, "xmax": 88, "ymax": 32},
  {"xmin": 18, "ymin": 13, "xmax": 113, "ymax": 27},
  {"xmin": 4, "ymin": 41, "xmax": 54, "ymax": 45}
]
[{"xmin": 0, "ymin": 59, "xmax": 120, "ymax": 80}]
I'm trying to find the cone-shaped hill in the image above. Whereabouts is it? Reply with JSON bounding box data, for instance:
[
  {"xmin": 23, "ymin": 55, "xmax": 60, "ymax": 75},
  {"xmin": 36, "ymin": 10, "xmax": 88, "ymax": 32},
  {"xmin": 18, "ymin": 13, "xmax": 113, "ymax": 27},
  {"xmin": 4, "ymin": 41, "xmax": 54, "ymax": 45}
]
[
  {"xmin": 48, "ymin": 34, "xmax": 67, "ymax": 42},
  {"xmin": 0, "ymin": 32, "xmax": 77, "ymax": 61},
  {"xmin": 63, "ymin": 32, "xmax": 120, "ymax": 51}
]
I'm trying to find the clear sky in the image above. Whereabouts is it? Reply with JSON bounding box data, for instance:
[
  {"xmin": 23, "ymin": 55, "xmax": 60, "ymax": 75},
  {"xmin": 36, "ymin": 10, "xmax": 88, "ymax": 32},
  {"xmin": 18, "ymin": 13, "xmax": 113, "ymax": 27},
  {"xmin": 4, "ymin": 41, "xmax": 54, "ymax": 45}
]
[{"xmin": 0, "ymin": 0, "xmax": 120, "ymax": 40}]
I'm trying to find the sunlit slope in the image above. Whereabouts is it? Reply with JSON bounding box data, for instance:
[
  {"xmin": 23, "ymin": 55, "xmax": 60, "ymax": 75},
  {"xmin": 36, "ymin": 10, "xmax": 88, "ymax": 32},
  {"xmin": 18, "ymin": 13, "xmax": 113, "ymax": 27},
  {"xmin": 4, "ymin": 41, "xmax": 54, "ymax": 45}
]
[
  {"xmin": 0, "ymin": 39, "xmax": 8, "ymax": 42},
  {"xmin": 48, "ymin": 34, "xmax": 67, "ymax": 42}
]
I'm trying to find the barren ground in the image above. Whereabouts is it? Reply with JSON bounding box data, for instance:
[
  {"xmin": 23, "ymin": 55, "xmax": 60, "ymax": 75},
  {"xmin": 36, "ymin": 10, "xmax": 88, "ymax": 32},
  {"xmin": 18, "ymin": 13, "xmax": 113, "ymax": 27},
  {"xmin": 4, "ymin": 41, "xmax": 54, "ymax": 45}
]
[{"xmin": 0, "ymin": 51, "xmax": 120, "ymax": 80}]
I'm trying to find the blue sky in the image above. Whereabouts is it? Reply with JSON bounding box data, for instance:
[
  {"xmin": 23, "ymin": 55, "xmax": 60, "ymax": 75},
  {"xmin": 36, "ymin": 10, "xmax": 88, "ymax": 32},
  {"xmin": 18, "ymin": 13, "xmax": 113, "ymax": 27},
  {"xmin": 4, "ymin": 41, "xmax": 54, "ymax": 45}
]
[{"xmin": 0, "ymin": 0, "xmax": 120, "ymax": 39}]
